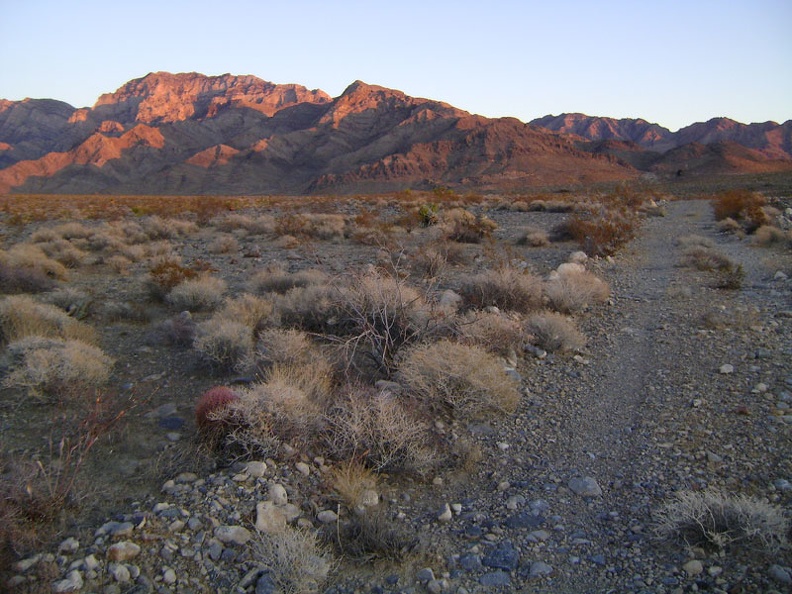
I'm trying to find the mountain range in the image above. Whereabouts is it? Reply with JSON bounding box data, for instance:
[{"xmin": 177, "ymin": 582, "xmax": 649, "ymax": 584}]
[{"xmin": 1, "ymin": 72, "xmax": 790, "ymax": 195}]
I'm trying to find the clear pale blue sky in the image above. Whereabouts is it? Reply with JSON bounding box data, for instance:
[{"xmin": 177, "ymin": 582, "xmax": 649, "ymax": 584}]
[{"xmin": 1, "ymin": 0, "xmax": 789, "ymax": 132}]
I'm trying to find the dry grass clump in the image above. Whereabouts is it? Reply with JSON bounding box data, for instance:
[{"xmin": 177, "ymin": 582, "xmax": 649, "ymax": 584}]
[
  {"xmin": 324, "ymin": 386, "xmax": 437, "ymax": 473},
  {"xmin": 517, "ymin": 227, "xmax": 550, "ymax": 247},
  {"xmin": 277, "ymin": 284, "xmax": 341, "ymax": 334},
  {"xmin": 208, "ymin": 233, "xmax": 239, "ymax": 254},
  {"xmin": 2, "ymin": 337, "xmax": 113, "ymax": 401},
  {"xmin": 398, "ymin": 340, "xmax": 520, "ymax": 419},
  {"xmin": 459, "ymin": 310, "xmax": 526, "ymax": 357},
  {"xmin": 439, "ymin": 208, "xmax": 497, "ymax": 243},
  {"xmin": 752, "ymin": 224, "xmax": 790, "ymax": 247},
  {"xmin": 458, "ymin": 266, "xmax": 543, "ymax": 313},
  {"xmin": 0, "ymin": 261, "xmax": 57, "ymax": 294},
  {"xmin": 0, "ymin": 296, "xmax": 96, "ymax": 345},
  {"xmin": 409, "ymin": 239, "xmax": 468, "ymax": 278},
  {"xmin": 655, "ymin": 489, "xmax": 788, "ymax": 555},
  {"xmin": 275, "ymin": 213, "xmax": 347, "ymax": 241},
  {"xmin": 165, "ymin": 275, "xmax": 227, "ymax": 312},
  {"xmin": 146, "ymin": 257, "xmax": 199, "ymax": 300},
  {"xmin": 526, "ymin": 311, "xmax": 586, "ymax": 353},
  {"xmin": 215, "ymin": 294, "xmax": 275, "ymax": 334},
  {"xmin": 330, "ymin": 459, "xmax": 379, "ymax": 509},
  {"xmin": 252, "ymin": 526, "xmax": 333, "ymax": 594},
  {"xmin": 139, "ymin": 215, "xmax": 198, "ymax": 240},
  {"xmin": 194, "ymin": 318, "xmax": 255, "ymax": 373},
  {"xmin": 213, "ymin": 212, "xmax": 275, "ymax": 235},
  {"xmin": 249, "ymin": 267, "xmax": 329, "ymax": 295},
  {"xmin": 36, "ymin": 239, "xmax": 89, "ymax": 268},
  {"xmin": 255, "ymin": 328, "xmax": 314, "ymax": 368},
  {"xmin": 562, "ymin": 205, "xmax": 640, "ymax": 257},
  {"xmin": 333, "ymin": 509, "xmax": 415, "ymax": 561},
  {"xmin": 544, "ymin": 263, "xmax": 610, "ymax": 313},
  {"xmin": 0, "ymin": 244, "xmax": 69, "ymax": 281},
  {"xmin": 679, "ymin": 246, "xmax": 735, "ymax": 272}
]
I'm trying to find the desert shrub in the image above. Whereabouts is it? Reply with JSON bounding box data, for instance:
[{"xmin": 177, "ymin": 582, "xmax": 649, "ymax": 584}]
[
  {"xmin": 330, "ymin": 459, "xmax": 379, "ymax": 509},
  {"xmin": 562, "ymin": 206, "xmax": 640, "ymax": 257},
  {"xmin": 752, "ymin": 224, "xmax": 789, "ymax": 247},
  {"xmin": 333, "ymin": 509, "xmax": 415, "ymax": 561},
  {"xmin": 140, "ymin": 215, "xmax": 198, "ymax": 239},
  {"xmin": 0, "ymin": 244, "xmax": 69, "ymax": 280},
  {"xmin": 195, "ymin": 386, "xmax": 240, "ymax": 432},
  {"xmin": 716, "ymin": 217, "xmax": 743, "ymax": 235},
  {"xmin": 679, "ymin": 246, "xmax": 735, "ymax": 272},
  {"xmin": 214, "ymin": 213, "xmax": 275, "ymax": 235},
  {"xmin": 252, "ymin": 527, "xmax": 333, "ymax": 594},
  {"xmin": 0, "ymin": 296, "xmax": 96, "ymax": 345},
  {"xmin": 215, "ymin": 294, "xmax": 275, "ymax": 334},
  {"xmin": 156, "ymin": 312, "xmax": 197, "ymax": 346},
  {"xmin": 526, "ymin": 311, "xmax": 586, "ymax": 353},
  {"xmin": 277, "ymin": 284, "xmax": 341, "ymax": 333},
  {"xmin": 655, "ymin": 490, "xmax": 788, "ymax": 555},
  {"xmin": 194, "ymin": 318, "xmax": 255, "ymax": 373},
  {"xmin": 440, "ymin": 208, "xmax": 497, "ymax": 243},
  {"xmin": 30, "ymin": 221, "xmax": 94, "ymax": 243},
  {"xmin": 324, "ymin": 386, "xmax": 437, "ymax": 473},
  {"xmin": 249, "ymin": 267, "xmax": 329, "ymax": 295},
  {"xmin": 255, "ymin": 328, "xmax": 314, "ymax": 368},
  {"xmin": 146, "ymin": 257, "xmax": 199, "ymax": 300},
  {"xmin": 544, "ymin": 264, "xmax": 610, "ymax": 313},
  {"xmin": 275, "ymin": 213, "xmax": 347, "ymax": 241},
  {"xmin": 458, "ymin": 267, "xmax": 543, "ymax": 313},
  {"xmin": 208, "ymin": 233, "xmax": 239, "ymax": 254},
  {"xmin": 0, "ymin": 261, "xmax": 56, "ymax": 294},
  {"xmin": 3, "ymin": 337, "xmax": 113, "ymax": 401},
  {"xmin": 165, "ymin": 275, "xmax": 227, "ymax": 312},
  {"xmin": 517, "ymin": 227, "xmax": 550, "ymax": 247},
  {"xmin": 459, "ymin": 310, "xmax": 526, "ymax": 357},
  {"xmin": 711, "ymin": 190, "xmax": 768, "ymax": 233},
  {"xmin": 37, "ymin": 239, "xmax": 88, "ymax": 268},
  {"xmin": 398, "ymin": 340, "xmax": 520, "ymax": 419},
  {"xmin": 410, "ymin": 239, "xmax": 468, "ymax": 278}
]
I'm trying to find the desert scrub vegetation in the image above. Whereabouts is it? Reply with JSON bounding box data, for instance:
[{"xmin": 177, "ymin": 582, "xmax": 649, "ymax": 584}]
[
  {"xmin": 165, "ymin": 275, "xmax": 227, "ymax": 312},
  {"xmin": 398, "ymin": 340, "xmax": 520, "ymax": 419},
  {"xmin": 654, "ymin": 489, "xmax": 789, "ymax": 556},
  {"xmin": 252, "ymin": 526, "xmax": 333, "ymax": 594},
  {"xmin": 249, "ymin": 266, "xmax": 328, "ymax": 295},
  {"xmin": 525, "ymin": 311, "xmax": 586, "ymax": 353},
  {"xmin": 561, "ymin": 202, "xmax": 641, "ymax": 257},
  {"xmin": 438, "ymin": 207, "xmax": 497, "ymax": 243},
  {"xmin": 458, "ymin": 266, "xmax": 543, "ymax": 313},
  {"xmin": 0, "ymin": 295, "xmax": 96, "ymax": 345},
  {"xmin": 544, "ymin": 262, "xmax": 610, "ymax": 313},
  {"xmin": 0, "ymin": 243, "xmax": 69, "ymax": 281},
  {"xmin": 275, "ymin": 212, "xmax": 348, "ymax": 241},
  {"xmin": 711, "ymin": 189, "xmax": 769, "ymax": 234},
  {"xmin": 458, "ymin": 310, "xmax": 526, "ymax": 358},
  {"xmin": 194, "ymin": 318, "xmax": 256, "ymax": 373},
  {"xmin": 2, "ymin": 337, "xmax": 113, "ymax": 402}
]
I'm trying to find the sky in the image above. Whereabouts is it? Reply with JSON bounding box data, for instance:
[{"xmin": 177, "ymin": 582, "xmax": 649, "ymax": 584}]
[{"xmin": 1, "ymin": 0, "xmax": 790, "ymax": 132}]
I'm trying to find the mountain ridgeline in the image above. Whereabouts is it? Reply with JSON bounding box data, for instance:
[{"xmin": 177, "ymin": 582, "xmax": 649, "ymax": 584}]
[{"xmin": 0, "ymin": 72, "xmax": 790, "ymax": 195}]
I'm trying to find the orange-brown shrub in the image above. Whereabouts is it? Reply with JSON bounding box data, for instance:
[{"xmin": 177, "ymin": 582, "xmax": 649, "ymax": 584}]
[
  {"xmin": 562, "ymin": 207, "xmax": 639, "ymax": 257},
  {"xmin": 711, "ymin": 190, "xmax": 768, "ymax": 233},
  {"xmin": 147, "ymin": 258, "xmax": 199, "ymax": 300}
]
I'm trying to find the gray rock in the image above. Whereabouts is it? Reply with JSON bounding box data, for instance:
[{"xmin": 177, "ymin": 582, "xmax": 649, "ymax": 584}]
[
  {"xmin": 479, "ymin": 571, "xmax": 511, "ymax": 587},
  {"xmin": 459, "ymin": 553, "xmax": 483, "ymax": 572},
  {"xmin": 719, "ymin": 364, "xmax": 734, "ymax": 374},
  {"xmin": 52, "ymin": 570, "xmax": 84, "ymax": 593},
  {"xmin": 214, "ymin": 525, "xmax": 252, "ymax": 546},
  {"xmin": 317, "ymin": 509, "xmax": 338, "ymax": 524},
  {"xmin": 437, "ymin": 503, "xmax": 453, "ymax": 523},
  {"xmin": 109, "ymin": 562, "xmax": 131, "ymax": 582},
  {"xmin": 417, "ymin": 567, "xmax": 435, "ymax": 582},
  {"xmin": 683, "ymin": 559, "xmax": 703, "ymax": 575},
  {"xmin": 246, "ymin": 461, "xmax": 268, "ymax": 478},
  {"xmin": 58, "ymin": 537, "xmax": 80, "ymax": 554},
  {"xmin": 256, "ymin": 572, "xmax": 277, "ymax": 594},
  {"xmin": 107, "ymin": 541, "xmax": 141, "ymax": 562},
  {"xmin": 504, "ymin": 510, "xmax": 545, "ymax": 529},
  {"xmin": 482, "ymin": 541, "xmax": 519, "ymax": 571},
  {"xmin": 568, "ymin": 476, "xmax": 602, "ymax": 497},
  {"xmin": 268, "ymin": 483, "xmax": 288, "ymax": 505},
  {"xmin": 529, "ymin": 561, "xmax": 554, "ymax": 578},
  {"xmin": 768, "ymin": 564, "xmax": 792, "ymax": 585}
]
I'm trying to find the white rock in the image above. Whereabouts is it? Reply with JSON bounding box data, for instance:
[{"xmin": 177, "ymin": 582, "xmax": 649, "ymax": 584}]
[
  {"xmin": 109, "ymin": 562, "xmax": 131, "ymax": 583},
  {"xmin": 683, "ymin": 559, "xmax": 704, "ymax": 575},
  {"xmin": 569, "ymin": 251, "xmax": 588, "ymax": 264},
  {"xmin": 719, "ymin": 364, "xmax": 734, "ymax": 374},
  {"xmin": 107, "ymin": 541, "xmax": 141, "ymax": 562},
  {"xmin": 359, "ymin": 489, "xmax": 379, "ymax": 507},
  {"xmin": 256, "ymin": 501, "xmax": 287, "ymax": 533},
  {"xmin": 268, "ymin": 483, "xmax": 288, "ymax": 505},
  {"xmin": 14, "ymin": 554, "xmax": 41, "ymax": 573},
  {"xmin": 246, "ymin": 461, "xmax": 268, "ymax": 478},
  {"xmin": 317, "ymin": 510, "xmax": 338, "ymax": 524},
  {"xmin": 52, "ymin": 570, "xmax": 84, "ymax": 593},
  {"xmin": 295, "ymin": 462, "xmax": 311, "ymax": 476},
  {"xmin": 214, "ymin": 525, "xmax": 252, "ymax": 546},
  {"xmin": 437, "ymin": 503, "xmax": 453, "ymax": 523},
  {"xmin": 163, "ymin": 567, "xmax": 177, "ymax": 584},
  {"xmin": 58, "ymin": 537, "xmax": 80, "ymax": 554}
]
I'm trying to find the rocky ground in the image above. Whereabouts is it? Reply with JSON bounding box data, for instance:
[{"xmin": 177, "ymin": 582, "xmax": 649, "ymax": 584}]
[{"xmin": 3, "ymin": 198, "xmax": 792, "ymax": 593}]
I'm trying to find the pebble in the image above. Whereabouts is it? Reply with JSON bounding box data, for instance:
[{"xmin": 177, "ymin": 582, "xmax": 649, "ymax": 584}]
[
  {"xmin": 108, "ymin": 562, "xmax": 131, "ymax": 582},
  {"xmin": 568, "ymin": 476, "xmax": 602, "ymax": 497},
  {"xmin": 295, "ymin": 461, "xmax": 311, "ymax": 476},
  {"xmin": 683, "ymin": 559, "xmax": 704, "ymax": 575},
  {"xmin": 107, "ymin": 541, "xmax": 141, "ymax": 562},
  {"xmin": 768, "ymin": 564, "xmax": 792, "ymax": 585},
  {"xmin": 246, "ymin": 461, "xmax": 268, "ymax": 477},
  {"xmin": 482, "ymin": 541, "xmax": 519, "ymax": 571},
  {"xmin": 719, "ymin": 364, "xmax": 734, "ymax": 374},
  {"xmin": 437, "ymin": 503, "xmax": 453, "ymax": 523},
  {"xmin": 479, "ymin": 571, "xmax": 511, "ymax": 586},
  {"xmin": 317, "ymin": 509, "xmax": 338, "ymax": 524},
  {"xmin": 529, "ymin": 561, "xmax": 554, "ymax": 578},
  {"xmin": 268, "ymin": 483, "xmax": 288, "ymax": 505},
  {"xmin": 58, "ymin": 537, "xmax": 80, "ymax": 554},
  {"xmin": 214, "ymin": 525, "xmax": 252, "ymax": 546},
  {"xmin": 52, "ymin": 570, "xmax": 84, "ymax": 593},
  {"xmin": 417, "ymin": 567, "xmax": 435, "ymax": 582}
]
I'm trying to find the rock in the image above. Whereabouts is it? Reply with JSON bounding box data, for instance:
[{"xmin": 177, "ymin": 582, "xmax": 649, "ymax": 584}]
[
  {"xmin": 683, "ymin": 559, "xmax": 704, "ymax": 575},
  {"xmin": 295, "ymin": 461, "xmax": 311, "ymax": 476},
  {"xmin": 109, "ymin": 562, "xmax": 131, "ymax": 582},
  {"xmin": 14, "ymin": 554, "xmax": 41, "ymax": 573},
  {"xmin": 214, "ymin": 525, "xmax": 252, "ymax": 546},
  {"xmin": 269, "ymin": 483, "xmax": 288, "ymax": 505},
  {"xmin": 256, "ymin": 501, "xmax": 287, "ymax": 533},
  {"xmin": 529, "ymin": 561, "xmax": 554, "ymax": 578},
  {"xmin": 317, "ymin": 510, "xmax": 338, "ymax": 524},
  {"xmin": 482, "ymin": 541, "xmax": 519, "ymax": 571},
  {"xmin": 427, "ymin": 578, "xmax": 444, "ymax": 593},
  {"xmin": 568, "ymin": 476, "xmax": 602, "ymax": 497},
  {"xmin": 256, "ymin": 572, "xmax": 277, "ymax": 594},
  {"xmin": 359, "ymin": 489, "xmax": 379, "ymax": 507},
  {"xmin": 107, "ymin": 541, "xmax": 141, "ymax": 562},
  {"xmin": 719, "ymin": 364, "xmax": 734, "ymax": 374},
  {"xmin": 437, "ymin": 503, "xmax": 453, "ymax": 523},
  {"xmin": 417, "ymin": 567, "xmax": 435, "ymax": 582},
  {"xmin": 504, "ymin": 510, "xmax": 546, "ymax": 529},
  {"xmin": 163, "ymin": 568, "xmax": 177, "ymax": 584},
  {"xmin": 246, "ymin": 461, "xmax": 268, "ymax": 477},
  {"xmin": 479, "ymin": 571, "xmax": 511, "ymax": 587},
  {"xmin": 52, "ymin": 570, "xmax": 84, "ymax": 593},
  {"xmin": 768, "ymin": 564, "xmax": 792, "ymax": 585},
  {"xmin": 459, "ymin": 553, "xmax": 483, "ymax": 571},
  {"xmin": 58, "ymin": 537, "xmax": 80, "ymax": 554}
]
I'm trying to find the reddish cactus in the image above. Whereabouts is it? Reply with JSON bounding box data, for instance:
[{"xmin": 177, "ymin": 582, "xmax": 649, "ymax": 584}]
[{"xmin": 195, "ymin": 386, "xmax": 239, "ymax": 431}]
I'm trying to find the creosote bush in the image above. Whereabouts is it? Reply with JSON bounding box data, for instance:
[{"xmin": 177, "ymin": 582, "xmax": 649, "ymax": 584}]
[
  {"xmin": 398, "ymin": 340, "xmax": 520, "ymax": 419},
  {"xmin": 526, "ymin": 311, "xmax": 586, "ymax": 353},
  {"xmin": 711, "ymin": 190, "xmax": 768, "ymax": 233},
  {"xmin": 544, "ymin": 263, "xmax": 610, "ymax": 313},
  {"xmin": 165, "ymin": 275, "xmax": 227, "ymax": 312},
  {"xmin": 194, "ymin": 319, "xmax": 254, "ymax": 373},
  {"xmin": 655, "ymin": 490, "xmax": 788, "ymax": 555}
]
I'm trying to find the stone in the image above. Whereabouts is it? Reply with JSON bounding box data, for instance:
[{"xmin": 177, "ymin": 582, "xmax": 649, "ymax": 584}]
[
  {"xmin": 256, "ymin": 572, "xmax": 277, "ymax": 594},
  {"xmin": 246, "ymin": 461, "xmax": 268, "ymax": 477},
  {"xmin": 109, "ymin": 562, "xmax": 131, "ymax": 582},
  {"xmin": 427, "ymin": 579, "xmax": 444, "ymax": 593},
  {"xmin": 359, "ymin": 489, "xmax": 379, "ymax": 507},
  {"xmin": 482, "ymin": 541, "xmax": 519, "ymax": 571},
  {"xmin": 683, "ymin": 559, "xmax": 704, "ymax": 575},
  {"xmin": 768, "ymin": 564, "xmax": 792, "ymax": 585},
  {"xmin": 568, "ymin": 476, "xmax": 602, "ymax": 497},
  {"xmin": 504, "ymin": 511, "xmax": 545, "ymax": 529},
  {"xmin": 317, "ymin": 510, "xmax": 338, "ymax": 524},
  {"xmin": 437, "ymin": 503, "xmax": 453, "ymax": 523},
  {"xmin": 479, "ymin": 571, "xmax": 511, "ymax": 587},
  {"xmin": 52, "ymin": 570, "xmax": 84, "ymax": 593},
  {"xmin": 163, "ymin": 568, "xmax": 177, "ymax": 584},
  {"xmin": 295, "ymin": 461, "xmax": 311, "ymax": 476},
  {"xmin": 529, "ymin": 561, "xmax": 554, "ymax": 578},
  {"xmin": 719, "ymin": 364, "xmax": 734, "ymax": 374},
  {"xmin": 214, "ymin": 525, "xmax": 252, "ymax": 546},
  {"xmin": 269, "ymin": 483, "xmax": 288, "ymax": 505},
  {"xmin": 58, "ymin": 537, "xmax": 80, "ymax": 554},
  {"xmin": 459, "ymin": 553, "xmax": 483, "ymax": 571},
  {"xmin": 107, "ymin": 541, "xmax": 141, "ymax": 562},
  {"xmin": 256, "ymin": 501, "xmax": 287, "ymax": 533},
  {"xmin": 417, "ymin": 567, "xmax": 435, "ymax": 582},
  {"xmin": 14, "ymin": 554, "xmax": 41, "ymax": 573}
]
